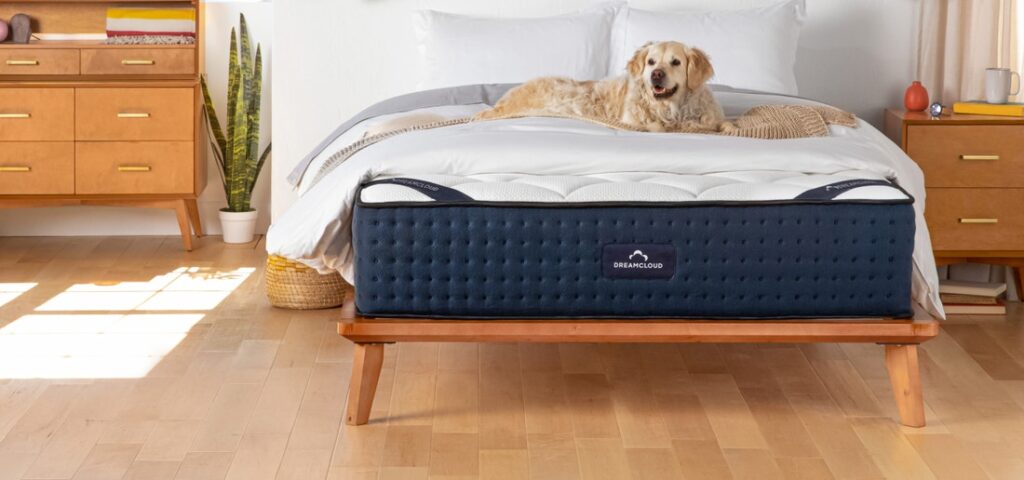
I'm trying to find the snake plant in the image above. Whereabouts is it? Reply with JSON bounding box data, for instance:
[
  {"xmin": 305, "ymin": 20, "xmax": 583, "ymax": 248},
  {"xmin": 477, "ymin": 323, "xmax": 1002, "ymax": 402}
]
[{"xmin": 201, "ymin": 14, "xmax": 271, "ymax": 213}]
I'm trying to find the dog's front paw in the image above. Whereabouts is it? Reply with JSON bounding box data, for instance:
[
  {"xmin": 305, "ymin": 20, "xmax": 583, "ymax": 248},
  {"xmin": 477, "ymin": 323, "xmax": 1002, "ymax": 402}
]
[{"xmin": 719, "ymin": 121, "xmax": 738, "ymax": 133}]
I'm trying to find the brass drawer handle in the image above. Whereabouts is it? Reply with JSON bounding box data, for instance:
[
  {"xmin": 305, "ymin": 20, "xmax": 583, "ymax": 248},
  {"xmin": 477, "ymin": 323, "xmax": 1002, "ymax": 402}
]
[
  {"xmin": 118, "ymin": 165, "xmax": 152, "ymax": 173},
  {"xmin": 0, "ymin": 166, "xmax": 31, "ymax": 173},
  {"xmin": 0, "ymin": 113, "xmax": 30, "ymax": 119},
  {"xmin": 122, "ymin": 59, "xmax": 155, "ymax": 66},
  {"xmin": 5, "ymin": 60, "xmax": 39, "ymax": 66},
  {"xmin": 117, "ymin": 112, "xmax": 151, "ymax": 118},
  {"xmin": 959, "ymin": 218, "xmax": 998, "ymax": 224},
  {"xmin": 959, "ymin": 154, "xmax": 1000, "ymax": 161}
]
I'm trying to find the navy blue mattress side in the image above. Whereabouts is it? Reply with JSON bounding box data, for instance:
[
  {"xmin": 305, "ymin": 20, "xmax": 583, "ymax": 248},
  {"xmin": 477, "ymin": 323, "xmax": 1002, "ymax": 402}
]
[{"xmin": 352, "ymin": 203, "xmax": 916, "ymax": 319}]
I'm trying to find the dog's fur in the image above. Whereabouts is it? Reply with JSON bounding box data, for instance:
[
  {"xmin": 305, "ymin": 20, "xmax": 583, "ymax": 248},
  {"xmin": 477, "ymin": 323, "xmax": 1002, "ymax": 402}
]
[{"xmin": 474, "ymin": 41, "xmax": 724, "ymax": 132}]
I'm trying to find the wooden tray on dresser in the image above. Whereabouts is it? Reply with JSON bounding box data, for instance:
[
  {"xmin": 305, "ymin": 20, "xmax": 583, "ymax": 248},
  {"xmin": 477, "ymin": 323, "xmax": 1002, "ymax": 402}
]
[{"xmin": 0, "ymin": 0, "xmax": 205, "ymax": 250}]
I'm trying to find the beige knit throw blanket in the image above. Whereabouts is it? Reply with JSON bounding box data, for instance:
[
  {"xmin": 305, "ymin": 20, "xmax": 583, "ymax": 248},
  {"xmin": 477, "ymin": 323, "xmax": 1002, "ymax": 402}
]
[{"xmin": 310, "ymin": 104, "xmax": 857, "ymax": 187}]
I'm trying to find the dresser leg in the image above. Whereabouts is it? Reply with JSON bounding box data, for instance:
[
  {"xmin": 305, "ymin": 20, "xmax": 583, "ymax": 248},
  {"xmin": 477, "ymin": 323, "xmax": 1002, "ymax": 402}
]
[
  {"xmin": 1014, "ymin": 267, "xmax": 1024, "ymax": 300},
  {"xmin": 174, "ymin": 200, "xmax": 194, "ymax": 252},
  {"xmin": 184, "ymin": 199, "xmax": 204, "ymax": 237}
]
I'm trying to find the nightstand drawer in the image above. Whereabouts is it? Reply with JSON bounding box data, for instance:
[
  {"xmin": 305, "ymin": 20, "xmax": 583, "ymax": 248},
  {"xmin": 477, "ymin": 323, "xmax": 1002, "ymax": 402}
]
[
  {"xmin": 0, "ymin": 49, "xmax": 80, "ymax": 76},
  {"xmin": 76, "ymin": 142, "xmax": 194, "ymax": 194},
  {"xmin": 80, "ymin": 48, "xmax": 195, "ymax": 76},
  {"xmin": 925, "ymin": 188, "xmax": 1024, "ymax": 251},
  {"xmin": 0, "ymin": 88, "xmax": 75, "ymax": 141},
  {"xmin": 907, "ymin": 125, "xmax": 1024, "ymax": 187},
  {"xmin": 76, "ymin": 88, "xmax": 194, "ymax": 141},
  {"xmin": 0, "ymin": 142, "xmax": 75, "ymax": 194}
]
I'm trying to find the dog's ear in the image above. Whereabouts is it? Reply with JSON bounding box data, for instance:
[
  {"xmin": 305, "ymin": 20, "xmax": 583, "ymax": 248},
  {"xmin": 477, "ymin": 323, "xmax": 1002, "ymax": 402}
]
[
  {"xmin": 686, "ymin": 47, "xmax": 714, "ymax": 91},
  {"xmin": 627, "ymin": 42, "xmax": 653, "ymax": 77}
]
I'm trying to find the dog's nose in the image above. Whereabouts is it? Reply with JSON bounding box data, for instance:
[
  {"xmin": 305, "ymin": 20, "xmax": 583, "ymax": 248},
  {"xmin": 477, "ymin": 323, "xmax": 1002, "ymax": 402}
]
[{"xmin": 651, "ymin": 69, "xmax": 666, "ymax": 82}]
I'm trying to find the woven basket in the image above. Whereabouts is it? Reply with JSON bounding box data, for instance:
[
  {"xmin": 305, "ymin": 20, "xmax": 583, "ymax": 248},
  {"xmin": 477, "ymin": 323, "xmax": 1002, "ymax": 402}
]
[{"xmin": 265, "ymin": 255, "xmax": 347, "ymax": 309}]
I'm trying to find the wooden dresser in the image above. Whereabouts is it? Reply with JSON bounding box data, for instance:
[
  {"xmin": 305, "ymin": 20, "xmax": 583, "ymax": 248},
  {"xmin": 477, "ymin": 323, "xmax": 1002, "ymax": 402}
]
[
  {"xmin": 884, "ymin": 108, "xmax": 1024, "ymax": 296},
  {"xmin": 0, "ymin": 0, "xmax": 205, "ymax": 250}
]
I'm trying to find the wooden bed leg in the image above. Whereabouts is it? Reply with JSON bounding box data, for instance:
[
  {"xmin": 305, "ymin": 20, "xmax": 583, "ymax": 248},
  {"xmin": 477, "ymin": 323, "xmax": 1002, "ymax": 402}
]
[
  {"xmin": 346, "ymin": 343, "xmax": 385, "ymax": 426},
  {"xmin": 884, "ymin": 344, "xmax": 925, "ymax": 427}
]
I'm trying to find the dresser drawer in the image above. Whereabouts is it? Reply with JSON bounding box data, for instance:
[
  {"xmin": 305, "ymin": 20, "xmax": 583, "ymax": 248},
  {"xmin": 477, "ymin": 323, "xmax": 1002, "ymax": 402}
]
[
  {"xmin": 0, "ymin": 89, "xmax": 75, "ymax": 141},
  {"xmin": 0, "ymin": 49, "xmax": 80, "ymax": 76},
  {"xmin": 925, "ymin": 188, "xmax": 1024, "ymax": 251},
  {"xmin": 80, "ymin": 48, "xmax": 195, "ymax": 76},
  {"xmin": 0, "ymin": 142, "xmax": 75, "ymax": 194},
  {"xmin": 907, "ymin": 125, "xmax": 1024, "ymax": 187},
  {"xmin": 76, "ymin": 88, "xmax": 194, "ymax": 141},
  {"xmin": 76, "ymin": 142, "xmax": 194, "ymax": 194}
]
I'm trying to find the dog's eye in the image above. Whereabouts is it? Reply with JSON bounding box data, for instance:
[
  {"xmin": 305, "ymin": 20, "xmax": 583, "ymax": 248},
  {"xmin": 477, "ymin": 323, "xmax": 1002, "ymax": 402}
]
[
  {"xmin": 671, "ymin": 59, "xmax": 681, "ymax": 66},
  {"xmin": 646, "ymin": 59, "xmax": 655, "ymax": 66}
]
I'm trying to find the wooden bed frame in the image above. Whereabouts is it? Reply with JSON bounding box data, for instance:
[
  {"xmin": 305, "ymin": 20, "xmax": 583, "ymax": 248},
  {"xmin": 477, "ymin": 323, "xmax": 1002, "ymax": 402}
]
[{"xmin": 338, "ymin": 298, "xmax": 939, "ymax": 428}]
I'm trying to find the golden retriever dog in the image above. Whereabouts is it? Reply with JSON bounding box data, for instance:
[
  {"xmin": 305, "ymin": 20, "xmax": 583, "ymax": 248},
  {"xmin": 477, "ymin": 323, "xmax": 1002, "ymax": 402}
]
[{"xmin": 474, "ymin": 41, "xmax": 724, "ymax": 132}]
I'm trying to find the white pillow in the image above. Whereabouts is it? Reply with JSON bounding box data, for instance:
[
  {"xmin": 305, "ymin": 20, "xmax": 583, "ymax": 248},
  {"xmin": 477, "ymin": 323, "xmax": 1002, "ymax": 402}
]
[
  {"xmin": 611, "ymin": 0, "xmax": 805, "ymax": 95},
  {"xmin": 414, "ymin": 4, "xmax": 622, "ymax": 90}
]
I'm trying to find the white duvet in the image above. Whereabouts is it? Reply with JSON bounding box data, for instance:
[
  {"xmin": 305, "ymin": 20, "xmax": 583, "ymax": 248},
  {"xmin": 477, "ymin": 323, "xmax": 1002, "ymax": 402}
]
[{"xmin": 268, "ymin": 89, "xmax": 944, "ymax": 319}]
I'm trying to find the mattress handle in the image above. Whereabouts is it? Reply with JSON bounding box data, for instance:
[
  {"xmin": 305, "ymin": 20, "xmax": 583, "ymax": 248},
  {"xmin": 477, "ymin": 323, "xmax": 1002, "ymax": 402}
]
[
  {"xmin": 958, "ymin": 218, "xmax": 998, "ymax": 224},
  {"xmin": 959, "ymin": 154, "xmax": 1000, "ymax": 161}
]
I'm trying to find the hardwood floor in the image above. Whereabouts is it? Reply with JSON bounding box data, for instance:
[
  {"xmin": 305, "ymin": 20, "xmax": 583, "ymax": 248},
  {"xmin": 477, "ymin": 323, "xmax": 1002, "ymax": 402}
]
[{"xmin": 1, "ymin": 236, "xmax": 1024, "ymax": 479}]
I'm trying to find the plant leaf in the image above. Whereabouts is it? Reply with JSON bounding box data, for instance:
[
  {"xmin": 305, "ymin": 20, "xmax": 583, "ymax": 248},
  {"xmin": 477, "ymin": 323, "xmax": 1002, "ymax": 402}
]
[
  {"xmin": 208, "ymin": 138, "xmax": 227, "ymax": 191},
  {"xmin": 200, "ymin": 75, "xmax": 227, "ymax": 158},
  {"xmin": 229, "ymin": 75, "xmax": 249, "ymax": 211},
  {"xmin": 225, "ymin": 26, "xmax": 239, "ymax": 190},
  {"xmin": 249, "ymin": 142, "xmax": 272, "ymax": 195},
  {"xmin": 245, "ymin": 45, "xmax": 263, "ymax": 195}
]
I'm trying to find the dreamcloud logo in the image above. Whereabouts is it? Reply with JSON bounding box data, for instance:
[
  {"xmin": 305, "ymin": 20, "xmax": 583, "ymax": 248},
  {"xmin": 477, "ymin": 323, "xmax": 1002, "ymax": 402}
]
[
  {"xmin": 613, "ymin": 250, "xmax": 664, "ymax": 270},
  {"xmin": 603, "ymin": 244, "xmax": 676, "ymax": 279}
]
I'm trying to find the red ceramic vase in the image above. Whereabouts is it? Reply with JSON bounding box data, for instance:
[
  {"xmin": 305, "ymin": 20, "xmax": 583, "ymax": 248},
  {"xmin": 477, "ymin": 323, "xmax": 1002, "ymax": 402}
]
[{"xmin": 904, "ymin": 81, "xmax": 929, "ymax": 112}]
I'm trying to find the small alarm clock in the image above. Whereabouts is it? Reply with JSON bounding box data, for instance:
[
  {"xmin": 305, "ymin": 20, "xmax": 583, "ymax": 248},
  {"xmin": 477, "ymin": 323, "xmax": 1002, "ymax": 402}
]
[{"xmin": 928, "ymin": 102, "xmax": 944, "ymax": 118}]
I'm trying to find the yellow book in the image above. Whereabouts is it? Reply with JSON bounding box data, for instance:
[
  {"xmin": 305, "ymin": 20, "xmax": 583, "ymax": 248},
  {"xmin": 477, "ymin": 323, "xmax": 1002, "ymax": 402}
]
[{"xmin": 952, "ymin": 101, "xmax": 1024, "ymax": 117}]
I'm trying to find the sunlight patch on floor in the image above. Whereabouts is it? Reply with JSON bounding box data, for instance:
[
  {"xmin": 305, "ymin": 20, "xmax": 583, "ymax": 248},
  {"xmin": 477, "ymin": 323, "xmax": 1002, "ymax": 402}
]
[
  {"xmin": 35, "ymin": 267, "xmax": 254, "ymax": 312},
  {"xmin": 0, "ymin": 282, "xmax": 36, "ymax": 308},
  {"xmin": 0, "ymin": 267, "xmax": 254, "ymax": 379},
  {"xmin": 0, "ymin": 356, "xmax": 165, "ymax": 379},
  {"xmin": 0, "ymin": 313, "xmax": 204, "ymax": 379}
]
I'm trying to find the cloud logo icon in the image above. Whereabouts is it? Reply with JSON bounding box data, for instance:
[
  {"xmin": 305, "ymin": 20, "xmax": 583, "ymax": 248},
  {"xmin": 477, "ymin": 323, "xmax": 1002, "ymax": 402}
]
[{"xmin": 629, "ymin": 250, "xmax": 648, "ymax": 262}]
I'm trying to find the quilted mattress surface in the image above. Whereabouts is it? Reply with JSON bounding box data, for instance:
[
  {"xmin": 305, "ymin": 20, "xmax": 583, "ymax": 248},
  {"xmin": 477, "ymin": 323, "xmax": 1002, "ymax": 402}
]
[
  {"xmin": 358, "ymin": 171, "xmax": 911, "ymax": 204},
  {"xmin": 352, "ymin": 172, "xmax": 915, "ymax": 319}
]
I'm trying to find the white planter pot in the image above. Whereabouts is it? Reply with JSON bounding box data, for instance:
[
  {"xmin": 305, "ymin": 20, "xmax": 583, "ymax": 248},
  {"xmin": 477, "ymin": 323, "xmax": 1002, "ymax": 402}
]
[{"xmin": 219, "ymin": 209, "xmax": 259, "ymax": 244}]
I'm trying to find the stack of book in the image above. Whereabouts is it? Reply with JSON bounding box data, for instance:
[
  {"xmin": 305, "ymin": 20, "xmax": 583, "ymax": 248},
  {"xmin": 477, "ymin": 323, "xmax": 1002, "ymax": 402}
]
[
  {"xmin": 939, "ymin": 280, "xmax": 1007, "ymax": 314},
  {"xmin": 952, "ymin": 101, "xmax": 1024, "ymax": 117}
]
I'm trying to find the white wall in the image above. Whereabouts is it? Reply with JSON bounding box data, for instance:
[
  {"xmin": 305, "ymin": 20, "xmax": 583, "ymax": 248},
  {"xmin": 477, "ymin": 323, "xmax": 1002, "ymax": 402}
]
[
  {"xmin": 271, "ymin": 0, "xmax": 920, "ymax": 220},
  {"xmin": 0, "ymin": 3, "xmax": 273, "ymax": 236}
]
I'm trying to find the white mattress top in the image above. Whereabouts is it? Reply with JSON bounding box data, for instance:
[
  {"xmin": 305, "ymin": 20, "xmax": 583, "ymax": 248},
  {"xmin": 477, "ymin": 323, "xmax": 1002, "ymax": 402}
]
[{"xmin": 359, "ymin": 171, "xmax": 911, "ymax": 204}]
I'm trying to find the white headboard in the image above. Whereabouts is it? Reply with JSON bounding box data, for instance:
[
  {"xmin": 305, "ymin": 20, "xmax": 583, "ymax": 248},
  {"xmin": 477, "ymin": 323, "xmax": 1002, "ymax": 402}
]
[{"xmin": 271, "ymin": 0, "xmax": 920, "ymax": 218}]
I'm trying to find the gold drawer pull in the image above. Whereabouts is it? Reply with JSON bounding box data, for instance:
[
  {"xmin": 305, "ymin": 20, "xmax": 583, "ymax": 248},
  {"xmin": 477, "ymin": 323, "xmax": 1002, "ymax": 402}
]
[
  {"xmin": 0, "ymin": 113, "xmax": 30, "ymax": 119},
  {"xmin": 5, "ymin": 60, "xmax": 39, "ymax": 66},
  {"xmin": 959, "ymin": 218, "xmax": 998, "ymax": 224},
  {"xmin": 0, "ymin": 166, "xmax": 31, "ymax": 173},
  {"xmin": 118, "ymin": 165, "xmax": 152, "ymax": 173},
  {"xmin": 959, "ymin": 154, "xmax": 1000, "ymax": 161},
  {"xmin": 117, "ymin": 112, "xmax": 151, "ymax": 118},
  {"xmin": 122, "ymin": 59, "xmax": 155, "ymax": 66}
]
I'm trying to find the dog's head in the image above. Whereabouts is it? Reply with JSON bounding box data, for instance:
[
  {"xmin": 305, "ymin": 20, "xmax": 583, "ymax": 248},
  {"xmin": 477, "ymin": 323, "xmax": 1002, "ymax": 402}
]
[{"xmin": 627, "ymin": 41, "xmax": 713, "ymax": 101}]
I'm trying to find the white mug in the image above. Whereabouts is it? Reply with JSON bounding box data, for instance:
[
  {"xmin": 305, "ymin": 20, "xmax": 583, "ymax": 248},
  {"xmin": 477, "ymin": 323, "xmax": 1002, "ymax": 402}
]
[{"xmin": 985, "ymin": 68, "xmax": 1020, "ymax": 104}]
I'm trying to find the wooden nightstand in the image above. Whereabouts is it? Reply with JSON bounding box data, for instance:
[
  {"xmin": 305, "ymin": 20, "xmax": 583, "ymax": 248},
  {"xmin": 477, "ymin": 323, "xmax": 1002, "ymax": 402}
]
[{"xmin": 884, "ymin": 108, "xmax": 1024, "ymax": 296}]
